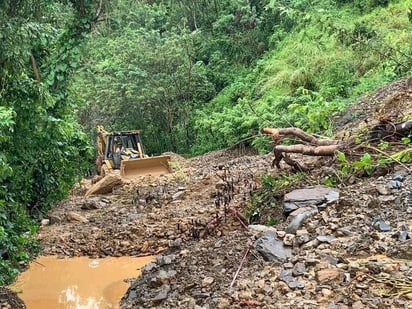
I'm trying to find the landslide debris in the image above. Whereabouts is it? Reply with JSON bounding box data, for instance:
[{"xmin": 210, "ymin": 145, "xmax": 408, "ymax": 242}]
[{"xmin": 36, "ymin": 78, "xmax": 412, "ymax": 308}]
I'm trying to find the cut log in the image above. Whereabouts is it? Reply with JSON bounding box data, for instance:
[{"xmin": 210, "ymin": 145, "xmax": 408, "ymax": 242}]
[
  {"xmin": 274, "ymin": 144, "xmax": 340, "ymax": 156},
  {"xmin": 262, "ymin": 127, "xmax": 341, "ymax": 157},
  {"xmin": 85, "ymin": 174, "xmax": 122, "ymax": 197},
  {"xmin": 262, "ymin": 128, "xmax": 339, "ymax": 146}
]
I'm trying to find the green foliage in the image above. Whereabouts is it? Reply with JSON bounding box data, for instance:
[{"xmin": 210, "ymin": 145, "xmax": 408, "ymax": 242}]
[
  {"xmin": 336, "ymin": 0, "xmax": 389, "ymax": 13},
  {"xmin": 353, "ymin": 153, "xmax": 374, "ymax": 176},
  {"xmin": 0, "ymin": 199, "xmax": 40, "ymax": 284},
  {"xmin": 69, "ymin": 0, "xmax": 412, "ymax": 156},
  {"xmin": 246, "ymin": 173, "xmax": 305, "ymax": 225},
  {"xmin": 73, "ymin": 3, "xmax": 217, "ymax": 154},
  {"xmin": 333, "ymin": 147, "xmax": 412, "ymax": 186},
  {"xmin": 287, "ymin": 88, "xmax": 346, "ymax": 134},
  {"xmin": 0, "ymin": 0, "xmax": 96, "ymax": 285},
  {"xmin": 337, "ymin": 151, "xmax": 377, "ymax": 179},
  {"xmin": 377, "ymin": 148, "xmax": 412, "ymax": 165},
  {"xmin": 72, "ymin": 0, "xmax": 277, "ymax": 155}
]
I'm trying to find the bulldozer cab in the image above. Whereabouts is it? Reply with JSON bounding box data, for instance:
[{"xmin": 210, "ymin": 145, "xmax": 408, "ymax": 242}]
[
  {"xmin": 104, "ymin": 133, "xmax": 143, "ymax": 159},
  {"xmin": 96, "ymin": 126, "xmax": 171, "ymax": 178}
]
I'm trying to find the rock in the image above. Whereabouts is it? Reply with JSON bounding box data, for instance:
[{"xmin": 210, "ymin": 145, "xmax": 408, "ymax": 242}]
[
  {"xmin": 202, "ymin": 277, "xmax": 214, "ymax": 287},
  {"xmin": 378, "ymin": 195, "xmax": 396, "ymax": 202},
  {"xmin": 387, "ymin": 180, "xmax": 402, "ymax": 189},
  {"xmin": 257, "ymin": 279, "xmax": 265, "ymax": 289},
  {"xmin": 292, "ymin": 262, "xmax": 306, "ymax": 276},
  {"xmin": 392, "ymin": 174, "xmax": 404, "ymax": 182},
  {"xmin": 351, "ymin": 301, "xmax": 364, "ymax": 309},
  {"xmin": 321, "ymin": 288, "xmax": 333, "ymax": 298},
  {"xmin": 288, "ymin": 206, "xmax": 314, "ymax": 218},
  {"xmin": 152, "ymin": 284, "xmax": 170, "ymax": 303},
  {"xmin": 283, "ymin": 234, "xmax": 295, "ymax": 246},
  {"xmin": 375, "ymin": 185, "xmax": 390, "ymax": 195},
  {"xmin": 156, "ymin": 270, "xmax": 177, "ymax": 285},
  {"xmin": 40, "ymin": 219, "xmax": 50, "ymax": 226},
  {"xmin": 316, "ymin": 269, "xmax": 342, "ymax": 283},
  {"xmin": 216, "ymin": 298, "xmax": 231, "ymax": 308},
  {"xmin": 283, "ymin": 185, "xmax": 339, "ymax": 213},
  {"xmin": 335, "ymin": 227, "xmax": 352, "ymax": 237},
  {"xmin": 168, "ymin": 238, "xmax": 182, "ymax": 248},
  {"xmin": 156, "ymin": 255, "xmax": 175, "ymax": 266},
  {"xmin": 142, "ymin": 262, "xmax": 157, "ymax": 273},
  {"xmin": 296, "ymin": 234, "xmax": 310, "ymax": 246},
  {"xmin": 126, "ymin": 289, "xmax": 137, "ymax": 299},
  {"xmin": 172, "ymin": 191, "xmax": 185, "ymax": 200},
  {"xmin": 296, "ymin": 229, "xmax": 308, "ymax": 236},
  {"xmin": 248, "ymin": 225, "xmax": 276, "ymax": 233},
  {"xmin": 285, "ymin": 208, "xmax": 318, "ymax": 234},
  {"xmin": 372, "ymin": 216, "xmax": 392, "ymax": 232},
  {"xmin": 301, "ymin": 239, "xmax": 320, "ymax": 250},
  {"xmin": 254, "ymin": 231, "xmax": 292, "ymax": 262},
  {"xmin": 277, "ymin": 231, "xmax": 286, "ymax": 238},
  {"xmin": 278, "ymin": 270, "xmax": 305, "ymax": 289},
  {"xmin": 283, "ymin": 202, "xmax": 299, "ymax": 213},
  {"xmin": 316, "ymin": 235, "xmax": 337, "ymax": 244},
  {"xmin": 319, "ymin": 253, "xmax": 339, "ymax": 266},
  {"xmin": 348, "ymin": 261, "xmax": 362, "ymax": 271},
  {"xmin": 66, "ymin": 211, "xmax": 88, "ymax": 223},
  {"xmin": 239, "ymin": 290, "xmax": 252, "ymax": 299},
  {"xmin": 277, "ymin": 281, "xmax": 290, "ymax": 294},
  {"xmin": 48, "ymin": 215, "xmax": 62, "ymax": 224},
  {"xmin": 81, "ymin": 199, "xmax": 100, "ymax": 210},
  {"xmin": 398, "ymin": 224, "xmax": 409, "ymax": 241}
]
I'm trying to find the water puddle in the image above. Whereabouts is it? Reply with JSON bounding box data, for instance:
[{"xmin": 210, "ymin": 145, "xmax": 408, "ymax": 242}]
[{"xmin": 9, "ymin": 255, "xmax": 153, "ymax": 309}]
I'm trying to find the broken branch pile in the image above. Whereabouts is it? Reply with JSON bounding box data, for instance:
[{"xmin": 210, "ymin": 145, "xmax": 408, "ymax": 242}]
[{"xmin": 262, "ymin": 119, "xmax": 412, "ymax": 170}]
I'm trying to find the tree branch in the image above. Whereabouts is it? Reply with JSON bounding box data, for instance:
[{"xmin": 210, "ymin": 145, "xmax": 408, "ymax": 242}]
[
  {"xmin": 261, "ymin": 127, "xmax": 339, "ymax": 146},
  {"xmin": 30, "ymin": 53, "xmax": 41, "ymax": 82}
]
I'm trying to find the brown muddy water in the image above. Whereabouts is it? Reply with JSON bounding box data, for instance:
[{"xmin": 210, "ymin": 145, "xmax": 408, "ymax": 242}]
[{"xmin": 10, "ymin": 255, "xmax": 153, "ymax": 309}]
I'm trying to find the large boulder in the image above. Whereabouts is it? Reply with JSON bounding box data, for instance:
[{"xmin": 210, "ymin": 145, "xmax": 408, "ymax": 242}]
[{"xmin": 283, "ymin": 185, "xmax": 339, "ymax": 214}]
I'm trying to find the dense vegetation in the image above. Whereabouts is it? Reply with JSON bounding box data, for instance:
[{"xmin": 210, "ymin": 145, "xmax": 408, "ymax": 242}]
[
  {"xmin": 73, "ymin": 0, "xmax": 412, "ymax": 155},
  {"xmin": 0, "ymin": 0, "xmax": 94, "ymax": 284},
  {"xmin": 1, "ymin": 0, "xmax": 411, "ymax": 285}
]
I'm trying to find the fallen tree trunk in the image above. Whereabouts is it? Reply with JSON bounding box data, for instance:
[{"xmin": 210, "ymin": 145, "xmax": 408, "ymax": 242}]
[
  {"xmin": 273, "ymin": 144, "xmax": 340, "ymax": 156},
  {"xmin": 261, "ymin": 127, "xmax": 346, "ymax": 170},
  {"xmin": 262, "ymin": 127, "xmax": 341, "ymax": 156},
  {"xmin": 262, "ymin": 128, "xmax": 339, "ymax": 147},
  {"xmin": 85, "ymin": 174, "xmax": 122, "ymax": 197}
]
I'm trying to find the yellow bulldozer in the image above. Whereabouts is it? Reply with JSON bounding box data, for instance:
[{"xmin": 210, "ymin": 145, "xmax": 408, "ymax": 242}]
[{"xmin": 95, "ymin": 125, "xmax": 171, "ymax": 178}]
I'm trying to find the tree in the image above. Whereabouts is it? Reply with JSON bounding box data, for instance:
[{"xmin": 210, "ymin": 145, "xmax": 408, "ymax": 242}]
[{"xmin": 0, "ymin": 0, "xmax": 100, "ymax": 284}]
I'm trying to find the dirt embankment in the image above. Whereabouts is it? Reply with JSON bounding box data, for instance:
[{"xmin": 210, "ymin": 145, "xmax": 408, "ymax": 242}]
[{"xmin": 29, "ymin": 77, "xmax": 412, "ymax": 308}]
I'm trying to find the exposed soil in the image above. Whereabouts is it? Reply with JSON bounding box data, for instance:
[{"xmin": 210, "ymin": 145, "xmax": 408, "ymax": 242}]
[{"xmin": 32, "ymin": 77, "xmax": 412, "ymax": 307}]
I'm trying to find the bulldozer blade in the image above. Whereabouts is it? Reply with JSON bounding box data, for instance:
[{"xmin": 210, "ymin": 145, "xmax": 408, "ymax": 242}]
[{"xmin": 120, "ymin": 155, "xmax": 171, "ymax": 178}]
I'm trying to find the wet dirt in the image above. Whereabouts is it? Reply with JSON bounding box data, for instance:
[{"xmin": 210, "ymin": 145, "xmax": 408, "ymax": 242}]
[{"xmin": 9, "ymin": 256, "xmax": 153, "ymax": 309}]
